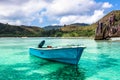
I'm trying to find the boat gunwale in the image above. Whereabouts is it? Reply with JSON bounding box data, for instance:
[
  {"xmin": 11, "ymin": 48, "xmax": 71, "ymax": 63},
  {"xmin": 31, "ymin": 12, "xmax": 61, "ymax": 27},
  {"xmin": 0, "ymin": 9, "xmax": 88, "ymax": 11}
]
[{"xmin": 30, "ymin": 46, "xmax": 86, "ymax": 50}]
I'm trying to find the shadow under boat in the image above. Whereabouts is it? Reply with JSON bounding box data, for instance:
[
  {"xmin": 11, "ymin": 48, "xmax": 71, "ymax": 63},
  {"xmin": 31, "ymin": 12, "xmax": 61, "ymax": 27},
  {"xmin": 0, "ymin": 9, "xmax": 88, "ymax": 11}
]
[{"xmin": 29, "ymin": 55, "xmax": 86, "ymax": 80}]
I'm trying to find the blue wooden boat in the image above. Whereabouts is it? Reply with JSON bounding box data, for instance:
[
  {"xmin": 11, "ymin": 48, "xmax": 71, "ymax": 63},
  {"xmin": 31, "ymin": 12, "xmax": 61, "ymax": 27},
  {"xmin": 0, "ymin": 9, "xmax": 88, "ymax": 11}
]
[{"xmin": 29, "ymin": 46, "xmax": 85, "ymax": 65}]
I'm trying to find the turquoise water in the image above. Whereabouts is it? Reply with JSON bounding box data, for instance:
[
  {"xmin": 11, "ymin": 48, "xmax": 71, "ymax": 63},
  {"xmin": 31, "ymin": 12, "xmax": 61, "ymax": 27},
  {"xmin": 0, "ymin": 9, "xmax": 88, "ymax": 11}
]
[{"xmin": 0, "ymin": 37, "xmax": 120, "ymax": 80}]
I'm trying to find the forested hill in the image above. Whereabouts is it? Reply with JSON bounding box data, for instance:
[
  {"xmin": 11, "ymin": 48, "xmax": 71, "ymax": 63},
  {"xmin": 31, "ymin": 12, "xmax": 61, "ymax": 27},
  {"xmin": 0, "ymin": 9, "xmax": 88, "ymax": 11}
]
[
  {"xmin": 70, "ymin": 23, "xmax": 89, "ymax": 26},
  {"xmin": 0, "ymin": 22, "xmax": 94, "ymax": 37},
  {"xmin": 43, "ymin": 25, "xmax": 62, "ymax": 31},
  {"xmin": 0, "ymin": 23, "xmax": 43, "ymax": 37}
]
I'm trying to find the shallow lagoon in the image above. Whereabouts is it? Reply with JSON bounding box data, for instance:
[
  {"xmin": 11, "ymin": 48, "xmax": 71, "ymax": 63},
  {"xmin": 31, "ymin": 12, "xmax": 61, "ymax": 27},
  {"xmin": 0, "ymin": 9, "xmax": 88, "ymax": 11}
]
[{"xmin": 0, "ymin": 37, "xmax": 120, "ymax": 80}]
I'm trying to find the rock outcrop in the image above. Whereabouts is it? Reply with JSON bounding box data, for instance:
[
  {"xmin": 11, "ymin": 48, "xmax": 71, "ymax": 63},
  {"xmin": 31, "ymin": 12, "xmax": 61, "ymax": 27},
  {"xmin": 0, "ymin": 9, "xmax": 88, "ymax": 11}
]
[{"xmin": 95, "ymin": 10, "xmax": 120, "ymax": 40}]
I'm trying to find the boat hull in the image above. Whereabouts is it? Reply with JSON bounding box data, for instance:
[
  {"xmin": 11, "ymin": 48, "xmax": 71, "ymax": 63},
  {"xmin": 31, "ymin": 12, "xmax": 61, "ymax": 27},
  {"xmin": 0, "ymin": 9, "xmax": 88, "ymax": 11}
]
[{"xmin": 29, "ymin": 47, "xmax": 85, "ymax": 65}]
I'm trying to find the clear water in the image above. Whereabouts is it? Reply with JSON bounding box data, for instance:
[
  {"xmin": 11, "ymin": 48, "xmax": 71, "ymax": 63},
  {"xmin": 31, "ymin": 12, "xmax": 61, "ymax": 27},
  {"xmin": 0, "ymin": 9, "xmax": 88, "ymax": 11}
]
[{"xmin": 0, "ymin": 37, "xmax": 120, "ymax": 80}]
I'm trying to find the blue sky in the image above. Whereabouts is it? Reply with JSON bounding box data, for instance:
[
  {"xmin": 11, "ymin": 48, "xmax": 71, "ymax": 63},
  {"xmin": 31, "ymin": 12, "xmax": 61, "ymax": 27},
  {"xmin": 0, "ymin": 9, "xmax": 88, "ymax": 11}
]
[{"xmin": 0, "ymin": 0, "xmax": 119, "ymax": 27}]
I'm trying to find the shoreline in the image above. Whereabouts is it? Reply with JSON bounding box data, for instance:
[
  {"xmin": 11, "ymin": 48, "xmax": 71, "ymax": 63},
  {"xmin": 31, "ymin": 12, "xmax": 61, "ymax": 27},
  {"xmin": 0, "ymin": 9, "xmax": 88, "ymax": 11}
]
[{"xmin": 0, "ymin": 36, "xmax": 95, "ymax": 39}]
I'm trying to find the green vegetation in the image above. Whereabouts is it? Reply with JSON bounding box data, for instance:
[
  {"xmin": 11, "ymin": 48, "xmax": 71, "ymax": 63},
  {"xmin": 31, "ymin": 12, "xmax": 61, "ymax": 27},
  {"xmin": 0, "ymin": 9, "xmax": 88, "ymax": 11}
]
[
  {"xmin": 0, "ymin": 23, "xmax": 43, "ymax": 37},
  {"xmin": 41, "ymin": 24, "xmax": 96, "ymax": 37},
  {"xmin": 0, "ymin": 22, "xmax": 96, "ymax": 37}
]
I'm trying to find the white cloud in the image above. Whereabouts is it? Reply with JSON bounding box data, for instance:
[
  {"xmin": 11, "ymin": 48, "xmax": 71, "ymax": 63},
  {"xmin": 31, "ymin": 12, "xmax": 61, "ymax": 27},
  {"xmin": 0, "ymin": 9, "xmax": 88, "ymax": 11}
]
[
  {"xmin": 43, "ymin": 0, "xmax": 101, "ymax": 17},
  {"xmin": 40, "ymin": 0, "xmax": 112, "ymax": 25},
  {"xmin": 60, "ymin": 10, "xmax": 104, "ymax": 25},
  {"xmin": 102, "ymin": 2, "xmax": 112, "ymax": 8},
  {"xmin": 0, "ymin": 0, "xmax": 112, "ymax": 26},
  {"xmin": 0, "ymin": 0, "xmax": 48, "ymax": 25}
]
